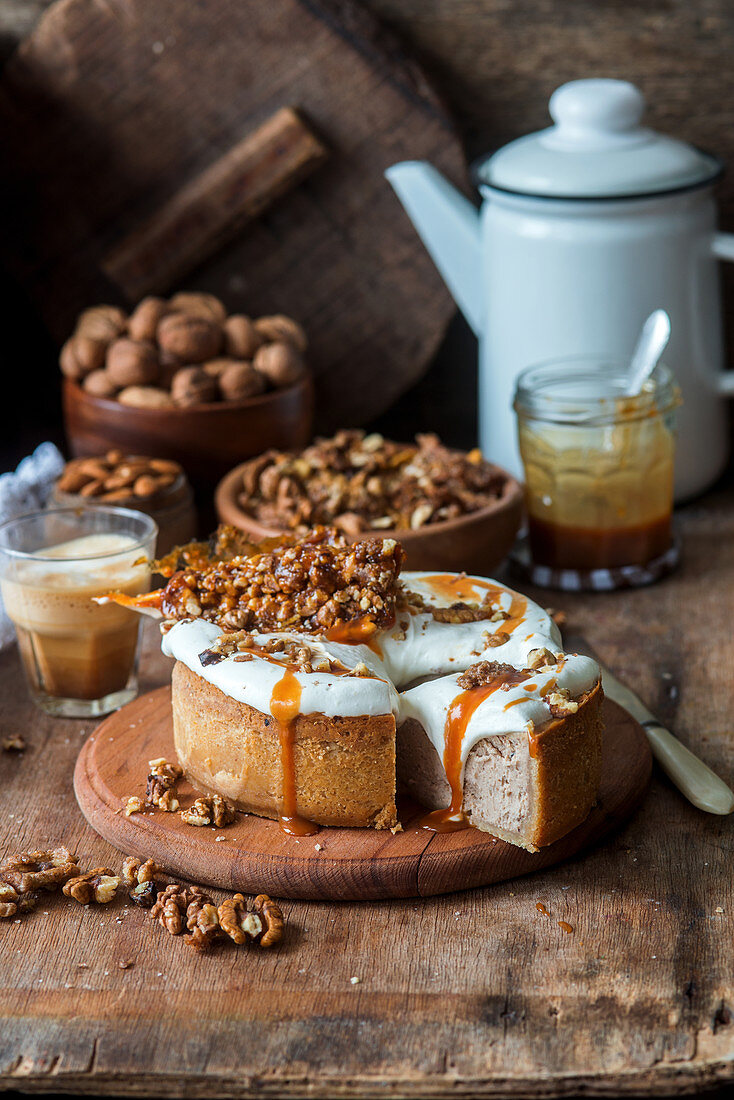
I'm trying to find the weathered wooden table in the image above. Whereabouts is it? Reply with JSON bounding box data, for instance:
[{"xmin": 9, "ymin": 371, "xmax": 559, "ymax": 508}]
[{"xmin": 1, "ymin": 490, "xmax": 733, "ymax": 1098}]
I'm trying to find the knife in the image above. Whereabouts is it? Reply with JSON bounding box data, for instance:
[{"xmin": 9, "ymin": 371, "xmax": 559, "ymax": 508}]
[{"xmin": 600, "ymin": 667, "xmax": 734, "ymax": 816}]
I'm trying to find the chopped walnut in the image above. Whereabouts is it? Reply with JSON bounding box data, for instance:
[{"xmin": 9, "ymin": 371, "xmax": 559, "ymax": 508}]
[
  {"xmin": 456, "ymin": 661, "xmax": 532, "ymax": 692},
  {"xmin": 150, "ymin": 883, "xmax": 211, "ymax": 935},
  {"xmin": 485, "ymin": 631, "xmax": 510, "ymax": 648},
  {"xmin": 0, "ymin": 882, "xmax": 19, "ymax": 919},
  {"xmin": 146, "ymin": 758, "xmax": 182, "ymax": 810},
  {"xmin": 236, "ymin": 431, "xmax": 506, "ymax": 536},
  {"xmin": 547, "ymin": 690, "xmax": 580, "ymax": 717},
  {"xmin": 129, "ymin": 881, "xmax": 160, "ymax": 909},
  {"xmin": 155, "ymin": 526, "xmax": 405, "ymax": 635},
  {"xmin": 431, "ymin": 600, "xmax": 494, "ymax": 624},
  {"xmin": 63, "ymin": 868, "xmax": 121, "ymax": 904},
  {"xmin": 122, "ymin": 856, "xmax": 161, "ymax": 887},
  {"xmin": 0, "ymin": 847, "xmax": 79, "ymax": 894},
  {"xmin": 527, "ymin": 648, "xmax": 558, "ymax": 670},
  {"xmin": 218, "ymin": 893, "xmax": 263, "ymax": 945},
  {"xmin": 125, "ymin": 796, "xmax": 145, "ymax": 816},
  {"xmin": 185, "ymin": 896, "xmax": 222, "ymax": 951},
  {"xmin": 180, "ymin": 794, "xmax": 236, "ymax": 829},
  {"xmin": 255, "ymin": 894, "xmax": 285, "ymax": 948},
  {"xmin": 2, "ymin": 735, "xmax": 26, "ymax": 752}
]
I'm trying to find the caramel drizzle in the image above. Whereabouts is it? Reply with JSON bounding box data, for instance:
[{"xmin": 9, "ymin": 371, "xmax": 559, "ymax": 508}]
[
  {"xmin": 420, "ymin": 666, "xmax": 532, "ymax": 833},
  {"xmin": 325, "ymin": 618, "xmax": 378, "ymax": 646},
  {"xmin": 420, "ymin": 573, "xmax": 528, "ymax": 636},
  {"xmin": 270, "ymin": 669, "xmax": 318, "ymax": 836}
]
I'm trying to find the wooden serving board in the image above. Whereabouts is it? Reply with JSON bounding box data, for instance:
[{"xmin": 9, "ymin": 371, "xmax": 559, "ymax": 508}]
[
  {"xmin": 74, "ymin": 689, "xmax": 651, "ymax": 900},
  {"xmin": 0, "ymin": 0, "xmax": 467, "ymax": 431}
]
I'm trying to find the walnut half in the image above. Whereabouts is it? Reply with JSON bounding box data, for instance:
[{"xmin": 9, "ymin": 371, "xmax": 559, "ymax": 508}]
[{"xmin": 63, "ymin": 868, "xmax": 121, "ymax": 904}]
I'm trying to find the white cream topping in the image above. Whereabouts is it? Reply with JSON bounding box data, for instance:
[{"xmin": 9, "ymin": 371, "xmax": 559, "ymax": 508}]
[
  {"xmin": 379, "ymin": 570, "xmax": 562, "ymax": 684},
  {"xmin": 161, "ymin": 571, "xmax": 599, "ymax": 779},
  {"xmin": 162, "ymin": 618, "xmax": 399, "ymax": 719},
  {"xmin": 399, "ymin": 653, "xmax": 600, "ymax": 778}
]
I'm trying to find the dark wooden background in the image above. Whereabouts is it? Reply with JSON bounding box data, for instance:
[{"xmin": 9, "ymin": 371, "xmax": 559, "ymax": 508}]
[{"xmin": 3, "ymin": 0, "xmax": 734, "ymax": 470}]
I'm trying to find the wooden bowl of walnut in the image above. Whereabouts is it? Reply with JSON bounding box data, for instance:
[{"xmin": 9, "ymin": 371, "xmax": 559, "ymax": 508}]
[
  {"xmin": 60, "ymin": 295, "xmax": 315, "ymax": 498},
  {"xmin": 63, "ymin": 375, "xmax": 314, "ymax": 491},
  {"xmin": 215, "ymin": 432, "xmax": 524, "ymax": 574}
]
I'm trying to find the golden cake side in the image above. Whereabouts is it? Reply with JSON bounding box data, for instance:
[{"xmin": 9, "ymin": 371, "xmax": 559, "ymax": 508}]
[{"xmin": 172, "ymin": 661, "xmax": 397, "ymax": 829}]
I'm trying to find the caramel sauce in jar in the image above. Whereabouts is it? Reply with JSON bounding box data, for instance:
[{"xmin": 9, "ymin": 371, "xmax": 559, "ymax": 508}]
[{"xmin": 515, "ymin": 359, "xmax": 680, "ymax": 573}]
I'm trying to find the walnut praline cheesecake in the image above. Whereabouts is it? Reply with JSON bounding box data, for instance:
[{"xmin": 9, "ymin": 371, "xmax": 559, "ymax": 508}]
[{"xmin": 110, "ymin": 527, "xmax": 603, "ymax": 849}]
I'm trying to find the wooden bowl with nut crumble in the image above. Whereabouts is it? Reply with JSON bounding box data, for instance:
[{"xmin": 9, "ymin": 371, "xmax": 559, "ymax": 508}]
[
  {"xmin": 61, "ymin": 294, "xmax": 314, "ymax": 492},
  {"xmin": 215, "ymin": 431, "xmax": 523, "ymax": 573}
]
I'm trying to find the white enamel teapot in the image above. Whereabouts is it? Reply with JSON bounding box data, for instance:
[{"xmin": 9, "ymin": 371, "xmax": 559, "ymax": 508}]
[{"xmin": 387, "ymin": 78, "xmax": 734, "ymax": 500}]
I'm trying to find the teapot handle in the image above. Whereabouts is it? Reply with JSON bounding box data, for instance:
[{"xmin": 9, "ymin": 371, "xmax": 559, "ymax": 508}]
[{"xmin": 710, "ymin": 233, "xmax": 734, "ymax": 395}]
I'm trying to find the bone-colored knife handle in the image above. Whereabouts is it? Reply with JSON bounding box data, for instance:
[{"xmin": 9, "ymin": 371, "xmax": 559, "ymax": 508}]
[{"xmin": 642, "ymin": 720, "xmax": 734, "ymax": 815}]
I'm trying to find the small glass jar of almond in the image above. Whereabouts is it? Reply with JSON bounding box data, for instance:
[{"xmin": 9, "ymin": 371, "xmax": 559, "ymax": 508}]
[{"xmin": 51, "ymin": 451, "xmax": 196, "ymax": 555}]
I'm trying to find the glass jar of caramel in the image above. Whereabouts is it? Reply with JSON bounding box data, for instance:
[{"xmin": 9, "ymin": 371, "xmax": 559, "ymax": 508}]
[{"xmin": 514, "ymin": 357, "xmax": 680, "ymax": 586}]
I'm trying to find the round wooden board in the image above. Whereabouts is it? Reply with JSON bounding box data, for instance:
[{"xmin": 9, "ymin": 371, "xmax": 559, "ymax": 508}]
[
  {"xmin": 74, "ymin": 689, "xmax": 652, "ymax": 901},
  {"xmin": 0, "ymin": 0, "xmax": 466, "ymax": 430}
]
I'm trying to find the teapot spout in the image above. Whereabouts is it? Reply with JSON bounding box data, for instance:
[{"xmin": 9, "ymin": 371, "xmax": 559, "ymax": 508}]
[{"xmin": 385, "ymin": 161, "xmax": 483, "ymax": 335}]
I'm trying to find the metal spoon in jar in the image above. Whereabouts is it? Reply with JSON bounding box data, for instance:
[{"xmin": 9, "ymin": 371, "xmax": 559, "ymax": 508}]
[{"xmin": 625, "ymin": 308, "xmax": 671, "ymax": 396}]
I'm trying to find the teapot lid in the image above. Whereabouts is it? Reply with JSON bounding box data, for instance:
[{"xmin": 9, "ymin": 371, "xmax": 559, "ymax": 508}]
[{"xmin": 474, "ymin": 79, "xmax": 722, "ymax": 199}]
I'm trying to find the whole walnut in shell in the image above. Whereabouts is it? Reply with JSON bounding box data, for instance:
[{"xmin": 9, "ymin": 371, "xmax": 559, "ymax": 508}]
[
  {"xmin": 171, "ymin": 366, "xmax": 220, "ymax": 407},
  {"xmin": 254, "ymin": 341, "xmax": 305, "ymax": 387},
  {"xmin": 118, "ymin": 386, "xmax": 174, "ymax": 409},
  {"xmin": 76, "ymin": 305, "xmax": 127, "ymax": 343},
  {"xmin": 128, "ymin": 297, "xmax": 170, "ymax": 342},
  {"xmin": 168, "ymin": 292, "xmax": 227, "ymax": 325},
  {"xmin": 106, "ymin": 339, "xmax": 159, "ymax": 387},
  {"xmin": 254, "ymin": 314, "xmax": 308, "ymax": 352},
  {"xmin": 219, "ymin": 361, "xmax": 267, "ymax": 402},
  {"xmin": 158, "ymin": 313, "xmax": 222, "ymax": 363},
  {"xmin": 82, "ymin": 370, "xmax": 118, "ymax": 398},
  {"xmin": 224, "ymin": 315, "xmax": 262, "ymax": 360},
  {"xmin": 60, "ymin": 333, "xmax": 108, "ymax": 379}
]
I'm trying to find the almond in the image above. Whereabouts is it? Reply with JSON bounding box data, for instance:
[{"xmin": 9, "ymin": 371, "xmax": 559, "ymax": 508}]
[{"xmin": 118, "ymin": 386, "xmax": 175, "ymax": 409}]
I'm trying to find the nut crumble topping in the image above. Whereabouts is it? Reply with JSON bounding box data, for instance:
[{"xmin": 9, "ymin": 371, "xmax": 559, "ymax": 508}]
[{"xmin": 158, "ymin": 526, "xmax": 404, "ymax": 634}]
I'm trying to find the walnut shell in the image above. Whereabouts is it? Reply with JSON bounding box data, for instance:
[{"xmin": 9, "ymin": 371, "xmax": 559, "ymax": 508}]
[
  {"xmin": 157, "ymin": 313, "xmax": 222, "ymax": 363},
  {"xmin": 60, "ymin": 332, "xmax": 108, "ymax": 379},
  {"xmin": 219, "ymin": 361, "xmax": 267, "ymax": 402},
  {"xmin": 82, "ymin": 370, "xmax": 119, "ymax": 398},
  {"xmin": 106, "ymin": 338, "xmax": 160, "ymax": 387},
  {"xmin": 117, "ymin": 386, "xmax": 175, "ymax": 409},
  {"xmin": 170, "ymin": 366, "xmax": 220, "ymax": 407},
  {"xmin": 76, "ymin": 305, "xmax": 127, "ymax": 343},
  {"xmin": 128, "ymin": 297, "xmax": 170, "ymax": 341},
  {"xmin": 224, "ymin": 315, "xmax": 262, "ymax": 360},
  {"xmin": 168, "ymin": 292, "xmax": 227, "ymax": 325},
  {"xmin": 253, "ymin": 341, "xmax": 305, "ymax": 388},
  {"xmin": 201, "ymin": 358, "xmax": 234, "ymax": 379},
  {"xmin": 254, "ymin": 314, "xmax": 308, "ymax": 352}
]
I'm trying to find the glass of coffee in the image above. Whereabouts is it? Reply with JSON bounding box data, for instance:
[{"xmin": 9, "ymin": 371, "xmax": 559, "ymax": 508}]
[{"xmin": 0, "ymin": 507, "xmax": 157, "ymax": 717}]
